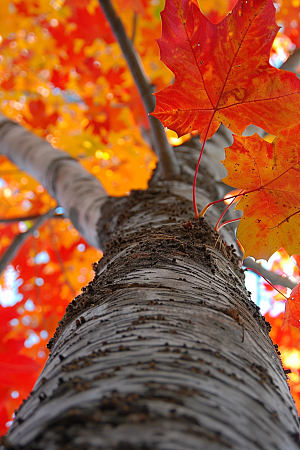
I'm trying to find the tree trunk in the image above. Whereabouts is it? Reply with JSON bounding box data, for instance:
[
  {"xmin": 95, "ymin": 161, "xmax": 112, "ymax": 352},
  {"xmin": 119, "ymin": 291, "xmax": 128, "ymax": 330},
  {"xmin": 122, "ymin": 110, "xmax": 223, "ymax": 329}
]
[{"xmin": 1, "ymin": 138, "xmax": 299, "ymax": 450}]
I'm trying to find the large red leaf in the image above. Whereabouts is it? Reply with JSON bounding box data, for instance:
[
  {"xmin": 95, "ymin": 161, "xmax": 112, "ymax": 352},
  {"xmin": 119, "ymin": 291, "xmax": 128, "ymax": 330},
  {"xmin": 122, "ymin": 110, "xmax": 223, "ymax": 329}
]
[{"xmin": 151, "ymin": 0, "xmax": 300, "ymax": 141}]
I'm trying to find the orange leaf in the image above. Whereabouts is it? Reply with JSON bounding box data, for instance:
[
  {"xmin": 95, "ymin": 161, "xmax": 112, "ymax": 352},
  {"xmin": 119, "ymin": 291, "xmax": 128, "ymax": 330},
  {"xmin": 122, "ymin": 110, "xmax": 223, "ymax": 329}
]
[
  {"xmin": 151, "ymin": 0, "xmax": 300, "ymax": 142},
  {"xmin": 222, "ymin": 125, "xmax": 300, "ymax": 259}
]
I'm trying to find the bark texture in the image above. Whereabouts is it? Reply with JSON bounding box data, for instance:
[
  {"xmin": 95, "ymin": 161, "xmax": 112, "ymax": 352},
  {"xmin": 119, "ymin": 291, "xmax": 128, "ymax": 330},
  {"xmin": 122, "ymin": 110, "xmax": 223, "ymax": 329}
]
[
  {"xmin": 2, "ymin": 160, "xmax": 299, "ymax": 450},
  {"xmin": 0, "ymin": 114, "xmax": 108, "ymax": 247}
]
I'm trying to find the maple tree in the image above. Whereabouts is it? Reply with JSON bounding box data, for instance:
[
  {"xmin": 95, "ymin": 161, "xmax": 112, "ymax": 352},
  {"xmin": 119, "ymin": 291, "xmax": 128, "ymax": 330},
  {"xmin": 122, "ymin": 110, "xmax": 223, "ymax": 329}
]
[{"xmin": 1, "ymin": 0, "xmax": 300, "ymax": 448}]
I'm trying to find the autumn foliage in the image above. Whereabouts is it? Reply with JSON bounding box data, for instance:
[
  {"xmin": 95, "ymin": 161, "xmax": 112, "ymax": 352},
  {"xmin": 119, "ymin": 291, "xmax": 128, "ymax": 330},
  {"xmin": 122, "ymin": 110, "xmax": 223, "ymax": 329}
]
[
  {"xmin": 222, "ymin": 127, "xmax": 300, "ymax": 259},
  {"xmin": 1, "ymin": 0, "xmax": 300, "ymax": 435}
]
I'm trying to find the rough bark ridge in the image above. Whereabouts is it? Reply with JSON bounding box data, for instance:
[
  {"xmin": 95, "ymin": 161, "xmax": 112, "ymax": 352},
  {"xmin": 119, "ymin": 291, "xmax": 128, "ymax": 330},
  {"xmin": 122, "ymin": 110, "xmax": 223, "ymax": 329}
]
[{"xmin": 2, "ymin": 173, "xmax": 299, "ymax": 450}]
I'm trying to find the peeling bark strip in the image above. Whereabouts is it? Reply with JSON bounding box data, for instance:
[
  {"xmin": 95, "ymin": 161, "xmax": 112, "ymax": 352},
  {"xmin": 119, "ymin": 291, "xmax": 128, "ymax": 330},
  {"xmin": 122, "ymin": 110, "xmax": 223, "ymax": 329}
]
[
  {"xmin": 3, "ymin": 185, "xmax": 299, "ymax": 450},
  {"xmin": 0, "ymin": 114, "xmax": 108, "ymax": 247}
]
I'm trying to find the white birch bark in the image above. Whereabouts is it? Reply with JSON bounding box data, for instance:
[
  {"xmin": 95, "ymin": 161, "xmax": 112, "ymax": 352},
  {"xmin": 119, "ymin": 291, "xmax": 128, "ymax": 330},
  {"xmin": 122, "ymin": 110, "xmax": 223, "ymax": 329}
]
[{"xmin": 0, "ymin": 114, "xmax": 108, "ymax": 248}]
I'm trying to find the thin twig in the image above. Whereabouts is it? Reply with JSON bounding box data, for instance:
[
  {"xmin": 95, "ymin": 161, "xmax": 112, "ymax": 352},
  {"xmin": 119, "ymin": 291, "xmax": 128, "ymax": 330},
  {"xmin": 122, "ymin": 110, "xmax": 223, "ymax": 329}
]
[
  {"xmin": 98, "ymin": 0, "xmax": 180, "ymax": 180},
  {"xmin": 0, "ymin": 213, "xmax": 64, "ymax": 223},
  {"xmin": 244, "ymin": 268, "xmax": 288, "ymax": 299},
  {"xmin": 243, "ymin": 257, "xmax": 297, "ymax": 290},
  {"xmin": 0, "ymin": 208, "xmax": 56, "ymax": 276}
]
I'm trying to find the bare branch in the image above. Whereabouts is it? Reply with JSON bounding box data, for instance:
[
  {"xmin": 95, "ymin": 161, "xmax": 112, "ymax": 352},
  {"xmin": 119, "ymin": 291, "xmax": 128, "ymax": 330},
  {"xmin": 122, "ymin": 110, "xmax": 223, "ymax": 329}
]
[
  {"xmin": 0, "ymin": 114, "xmax": 108, "ymax": 248},
  {"xmin": 98, "ymin": 0, "xmax": 180, "ymax": 180},
  {"xmin": 0, "ymin": 208, "xmax": 56, "ymax": 276},
  {"xmin": 0, "ymin": 213, "xmax": 64, "ymax": 223},
  {"xmin": 243, "ymin": 257, "xmax": 297, "ymax": 290}
]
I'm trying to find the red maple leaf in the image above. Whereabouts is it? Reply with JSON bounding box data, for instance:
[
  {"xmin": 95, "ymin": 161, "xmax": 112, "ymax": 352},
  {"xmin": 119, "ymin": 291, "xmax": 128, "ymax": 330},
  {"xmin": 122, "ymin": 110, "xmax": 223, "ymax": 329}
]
[{"xmin": 151, "ymin": 0, "xmax": 300, "ymax": 142}]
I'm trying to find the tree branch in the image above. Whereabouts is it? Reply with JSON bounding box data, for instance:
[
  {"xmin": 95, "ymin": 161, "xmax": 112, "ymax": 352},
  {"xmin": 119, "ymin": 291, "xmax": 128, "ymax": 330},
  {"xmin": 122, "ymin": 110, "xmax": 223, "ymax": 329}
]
[
  {"xmin": 0, "ymin": 114, "xmax": 108, "ymax": 248},
  {"xmin": 98, "ymin": 0, "xmax": 180, "ymax": 180},
  {"xmin": 243, "ymin": 257, "xmax": 297, "ymax": 290},
  {"xmin": 0, "ymin": 208, "xmax": 56, "ymax": 276},
  {"xmin": 0, "ymin": 213, "xmax": 64, "ymax": 223}
]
